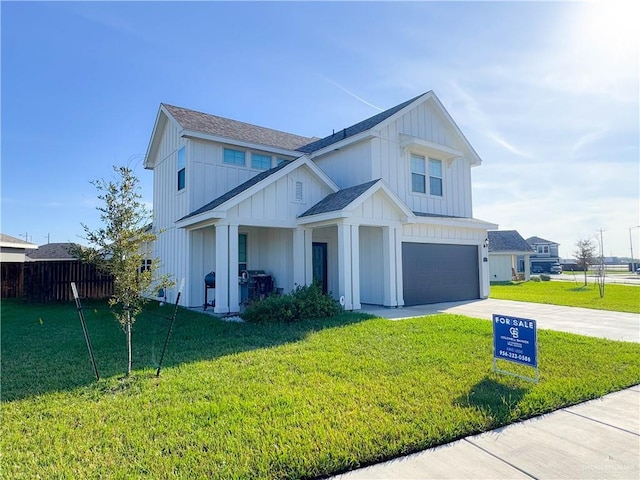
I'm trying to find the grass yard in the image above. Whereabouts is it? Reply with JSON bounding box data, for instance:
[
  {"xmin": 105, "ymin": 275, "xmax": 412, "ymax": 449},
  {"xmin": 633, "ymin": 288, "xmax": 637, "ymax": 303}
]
[
  {"xmin": 2, "ymin": 300, "xmax": 639, "ymax": 479},
  {"xmin": 490, "ymin": 281, "xmax": 640, "ymax": 313}
]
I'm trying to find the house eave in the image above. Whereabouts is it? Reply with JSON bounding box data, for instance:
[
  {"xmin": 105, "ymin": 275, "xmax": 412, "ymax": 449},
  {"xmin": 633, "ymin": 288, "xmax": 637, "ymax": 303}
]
[{"xmin": 181, "ymin": 129, "xmax": 304, "ymax": 158}]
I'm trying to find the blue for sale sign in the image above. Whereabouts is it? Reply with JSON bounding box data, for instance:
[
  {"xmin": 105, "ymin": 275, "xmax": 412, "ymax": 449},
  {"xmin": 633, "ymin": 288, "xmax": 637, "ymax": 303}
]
[{"xmin": 493, "ymin": 314, "xmax": 538, "ymax": 368}]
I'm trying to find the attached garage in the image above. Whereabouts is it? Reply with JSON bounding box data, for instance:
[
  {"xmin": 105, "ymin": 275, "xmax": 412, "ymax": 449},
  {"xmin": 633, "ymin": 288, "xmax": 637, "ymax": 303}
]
[{"xmin": 402, "ymin": 243, "xmax": 480, "ymax": 305}]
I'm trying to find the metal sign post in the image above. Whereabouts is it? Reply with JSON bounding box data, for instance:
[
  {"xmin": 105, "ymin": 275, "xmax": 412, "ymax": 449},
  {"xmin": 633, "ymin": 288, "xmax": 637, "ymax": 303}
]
[
  {"xmin": 492, "ymin": 314, "xmax": 539, "ymax": 383},
  {"xmin": 156, "ymin": 279, "xmax": 184, "ymax": 377},
  {"xmin": 71, "ymin": 282, "xmax": 100, "ymax": 381}
]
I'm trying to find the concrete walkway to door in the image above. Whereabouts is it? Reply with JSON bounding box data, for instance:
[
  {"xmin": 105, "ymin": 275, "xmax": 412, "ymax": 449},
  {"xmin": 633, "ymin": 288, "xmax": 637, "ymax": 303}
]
[{"xmin": 360, "ymin": 298, "xmax": 640, "ymax": 343}]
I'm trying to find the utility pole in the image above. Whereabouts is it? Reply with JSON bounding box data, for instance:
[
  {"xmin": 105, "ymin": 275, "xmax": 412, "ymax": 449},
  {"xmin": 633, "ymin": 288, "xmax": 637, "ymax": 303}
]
[{"xmin": 630, "ymin": 226, "xmax": 640, "ymax": 272}]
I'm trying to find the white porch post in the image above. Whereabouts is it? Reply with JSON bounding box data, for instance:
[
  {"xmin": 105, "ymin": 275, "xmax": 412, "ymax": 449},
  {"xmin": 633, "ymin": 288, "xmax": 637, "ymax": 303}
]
[
  {"xmin": 524, "ymin": 254, "xmax": 531, "ymax": 281},
  {"xmin": 214, "ymin": 224, "xmax": 229, "ymax": 314},
  {"xmin": 228, "ymin": 224, "xmax": 239, "ymax": 313},
  {"xmin": 394, "ymin": 227, "xmax": 404, "ymax": 307},
  {"xmin": 293, "ymin": 228, "xmax": 306, "ymax": 288},
  {"xmin": 479, "ymin": 244, "xmax": 490, "ymax": 299},
  {"xmin": 350, "ymin": 225, "xmax": 361, "ymax": 310},
  {"xmin": 337, "ymin": 223, "xmax": 353, "ymax": 310},
  {"xmin": 382, "ymin": 226, "xmax": 397, "ymax": 307}
]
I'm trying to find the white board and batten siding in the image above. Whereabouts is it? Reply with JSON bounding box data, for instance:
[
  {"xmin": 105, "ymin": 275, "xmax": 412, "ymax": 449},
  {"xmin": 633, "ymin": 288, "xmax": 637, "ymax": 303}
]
[{"xmin": 149, "ymin": 119, "xmax": 191, "ymax": 304}]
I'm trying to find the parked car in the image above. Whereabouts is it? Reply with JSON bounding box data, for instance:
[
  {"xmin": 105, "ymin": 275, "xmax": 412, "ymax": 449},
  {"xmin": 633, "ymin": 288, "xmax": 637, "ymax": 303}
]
[
  {"xmin": 531, "ymin": 265, "xmax": 544, "ymax": 274},
  {"xmin": 550, "ymin": 264, "xmax": 563, "ymax": 274}
]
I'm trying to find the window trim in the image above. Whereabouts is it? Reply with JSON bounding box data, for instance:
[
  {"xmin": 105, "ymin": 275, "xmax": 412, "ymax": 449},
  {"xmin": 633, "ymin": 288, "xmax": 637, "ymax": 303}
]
[
  {"xmin": 410, "ymin": 153, "xmax": 427, "ymax": 194},
  {"xmin": 177, "ymin": 146, "xmax": 186, "ymax": 191},
  {"xmin": 410, "ymin": 152, "xmax": 445, "ymax": 197},
  {"xmin": 223, "ymin": 148, "xmax": 246, "ymax": 166},
  {"xmin": 428, "ymin": 158, "xmax": 443, "ymax": 197},
  {"xmin": 251, "ymin": 153, "xmax": 272, "ymax": 170}
]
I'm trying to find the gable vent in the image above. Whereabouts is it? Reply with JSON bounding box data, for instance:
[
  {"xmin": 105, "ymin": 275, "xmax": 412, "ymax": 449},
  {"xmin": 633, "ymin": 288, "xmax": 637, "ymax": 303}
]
[{"xmin": 295, "ymin": 181, "xmax": 303, "ymax": 201}]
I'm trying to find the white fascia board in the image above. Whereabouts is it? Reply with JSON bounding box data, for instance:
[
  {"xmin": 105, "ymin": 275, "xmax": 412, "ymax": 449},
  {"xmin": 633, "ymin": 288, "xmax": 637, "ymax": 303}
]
[
  {"xmin": 144, "ymin": 107, "xmax": 171, "ymax": 170},
  {"xmin": 307, "ymin": 131, "xmax": 378, "ymax": 158},
  {"xmin": 297, "ymin": 211, "xmax": 351, "ymax": 226},
  {"xmin": 176, "ymin": 211, "xmax": 227, "ymax": 230},
  {"xmin": 180, "ymin": 130, "xmax": 303, "ymax": 158},
  {"xmin": 414, "ymin": 215, "xmax": 498, "ymax": 230},
  {"xmin": 0, "ymin": 241, "xmax": 38, "ymax": 249}
]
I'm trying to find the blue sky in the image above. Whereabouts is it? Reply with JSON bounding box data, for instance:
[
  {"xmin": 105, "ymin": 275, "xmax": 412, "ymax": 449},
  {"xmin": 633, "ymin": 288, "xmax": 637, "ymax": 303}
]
[{"xmin": 2, "ymin": 1, "xmax": 638, "ymax": 258}]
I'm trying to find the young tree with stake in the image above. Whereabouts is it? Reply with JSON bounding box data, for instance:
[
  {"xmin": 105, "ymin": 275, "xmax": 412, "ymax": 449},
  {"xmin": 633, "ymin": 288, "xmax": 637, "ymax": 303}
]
[
  {"xmin": 573, "ymin": 238, "xmax": 596, "ymax": 287},
  {"xmin": 78, "ymin": 166, "xmax": 173, "ymax": 376}
]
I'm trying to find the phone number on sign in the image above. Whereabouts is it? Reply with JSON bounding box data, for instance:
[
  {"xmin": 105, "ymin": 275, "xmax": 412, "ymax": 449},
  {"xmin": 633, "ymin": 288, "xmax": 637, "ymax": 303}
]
[{"xmin": 498, "ymin": 351, "xmax": 531, "ymax": 363}]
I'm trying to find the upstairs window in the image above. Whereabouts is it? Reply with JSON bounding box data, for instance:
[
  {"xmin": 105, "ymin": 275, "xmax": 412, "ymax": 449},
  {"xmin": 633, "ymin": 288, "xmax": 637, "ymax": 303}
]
[
  {"xmin": 410, "ymin": 154, "xmax": 426, "ymax": 194},
  {"xmin": 429, "ymin": 159, "xmax": 443, "ymax": 196},
  {"xmin": 177, "ymin": 147, "xmax": 186, "ymax": 191},
  {"xmin": 224, "ymin": 148, "xmax": 245, "ymax": 166},
  {"xmin": 251, "ymin": 153, "xmax": 272, "ymax": 170}
]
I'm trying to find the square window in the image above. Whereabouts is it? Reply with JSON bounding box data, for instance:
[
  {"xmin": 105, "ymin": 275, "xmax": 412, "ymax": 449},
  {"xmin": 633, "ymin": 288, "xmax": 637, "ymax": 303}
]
[
  {"xmin": 224, "ymin": 148, "xmax": 246, "ymax": 166},
  {"xmin": 251, "ymin": 153, "xmax": 271, "ymax": 170}
]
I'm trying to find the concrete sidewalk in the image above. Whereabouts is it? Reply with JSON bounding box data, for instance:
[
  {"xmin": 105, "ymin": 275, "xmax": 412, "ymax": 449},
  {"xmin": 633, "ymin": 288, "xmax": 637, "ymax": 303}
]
[
  {"xmin": 332, "ymin": 386, "xmax": 640, "ymax": 479},
  {"xmin": 331, "ymin": 300, "xmax": 640, "ymax": 479}
]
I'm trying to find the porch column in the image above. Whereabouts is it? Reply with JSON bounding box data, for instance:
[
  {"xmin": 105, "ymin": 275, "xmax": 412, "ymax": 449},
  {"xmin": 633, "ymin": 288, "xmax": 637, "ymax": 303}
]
[
  {"xmin": 479, "ymin": 244, "xmax": 490, "ymax": 299},
  {"xmin": 337, "ymin": 223, "xmax": 353, "ymax": 310},
  {"xmin": 214, "ymin": 224, "xmax": 229, "ymax": 314},
  {"xmin": 394, "ymin": 226, "xmax": 404, "ymax": 307},
  {"xmin": 304, "ymin": 228, "xmax": 313, "ymax": 286},
  {"xmin": 382, "ymin": 226, "xmax": 397, "ymax": 307},
  {"xmin": 524, "ymin": 254, "xmax": 531, "ymax": 281},
  {"xmin": 350, "ymin": 225, "xmax": 361, "ymax": 310},
  {"xmin": 293, "ymin": 228, "xmax": 306, "ymax": 288},
  {"xmin": 228, "ymin": 224, "xmax": 239, "ymax": 313}
]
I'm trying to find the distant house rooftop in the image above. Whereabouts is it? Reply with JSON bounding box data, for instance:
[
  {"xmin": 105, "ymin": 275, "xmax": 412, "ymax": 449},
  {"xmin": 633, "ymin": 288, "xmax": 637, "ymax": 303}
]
[
  {"xmin": 27, "ymin": 243, "xmax": 80, "ymax": 261},
  {"xmin": 526, "ymin": 236, "xmax": 559, "ymax": 246},
  {"xmin": 488, "ymin": 231, "xmax": 534, "ymax": 253}
]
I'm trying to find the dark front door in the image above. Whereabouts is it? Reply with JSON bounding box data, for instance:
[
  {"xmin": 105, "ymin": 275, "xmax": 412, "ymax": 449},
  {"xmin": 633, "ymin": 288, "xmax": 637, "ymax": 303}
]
[{"xmin": 312, "ymin": 242, "xmax": 328, "ymax": 294}]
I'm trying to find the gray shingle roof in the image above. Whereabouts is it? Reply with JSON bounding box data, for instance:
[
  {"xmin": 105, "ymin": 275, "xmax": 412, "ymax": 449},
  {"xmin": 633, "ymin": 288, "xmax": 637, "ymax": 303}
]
[
  {"xmin": 299, "ymin": 180, "xmax": 379, "ymax": 217},
  {"xmin": 27, "ymin": 243, "xmax": 80, "ymax": 260},
  {"xmin": 0, "ymin": 233, "xmax": 34, "ymax": 246},
  {"xmin": 163, "ymin": 104, "xmax": 318, "ymax": 151},
  {"xmin": 179, "ymin": 162, "xmax": 290, "ymax": 222},
  {"xmin": 489, "ymin": 231, "xmax": 534, "ymax": 253},
  {"xmin": 526, "ymin": 236, "xmax": 559, "ymax": 245},
  {"xmin": 296, "ymin": 93, "xmax": 426, "ymax": 154}
]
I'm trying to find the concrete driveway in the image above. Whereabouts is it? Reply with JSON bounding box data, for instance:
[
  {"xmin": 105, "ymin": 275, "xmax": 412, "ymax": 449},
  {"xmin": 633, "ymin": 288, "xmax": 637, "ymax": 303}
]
[{"xmin": 360, "ymin": 298, "xmax": 640, "ymax": 343}]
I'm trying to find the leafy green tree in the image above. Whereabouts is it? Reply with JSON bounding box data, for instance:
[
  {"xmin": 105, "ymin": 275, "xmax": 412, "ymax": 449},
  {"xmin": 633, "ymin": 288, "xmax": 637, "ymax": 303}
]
[
  {"xmin": 574, "ymin": 238, "xmax": 596, "ymax": 287},
  {"xmin": 79, "ymin": 166, "xmax": 173, "ymax": 376}
]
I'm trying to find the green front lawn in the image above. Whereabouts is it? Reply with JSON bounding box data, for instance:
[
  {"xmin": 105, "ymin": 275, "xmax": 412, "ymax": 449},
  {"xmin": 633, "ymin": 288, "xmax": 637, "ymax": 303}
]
[
  {"xmin": 490, "ymin": 281, "xmax": 640, "ymax": 313},
  {"xmin": 2, "ymin": 300, "xmax": 639, "ymax": 479}
]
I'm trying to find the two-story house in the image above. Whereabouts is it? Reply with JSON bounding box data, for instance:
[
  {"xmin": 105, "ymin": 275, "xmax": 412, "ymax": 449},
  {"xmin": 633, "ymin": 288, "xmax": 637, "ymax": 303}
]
[
  {"xmin": 526, "ymin": 236, "xmax": 561, "ymax": 273},
  {"xmin": 143, "ymin": 91, "xmax": 498, "ymax": 313}
]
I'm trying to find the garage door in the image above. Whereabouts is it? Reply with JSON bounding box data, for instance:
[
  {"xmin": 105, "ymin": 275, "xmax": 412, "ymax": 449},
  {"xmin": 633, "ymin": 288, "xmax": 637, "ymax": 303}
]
[{"xmin": 402, "ymin": 243, "xmax": 479, "ymax": 306}]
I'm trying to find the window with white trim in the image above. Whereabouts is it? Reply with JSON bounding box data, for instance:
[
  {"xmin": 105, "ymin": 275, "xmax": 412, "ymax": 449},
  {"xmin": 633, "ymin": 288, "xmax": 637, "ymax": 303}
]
[
  {"xmin": 429, "ymin": 158, "xmax": 443, "ymax": 197},
  {"xmin": 251, "ymin": 153, "xmax": 271, "ymax": 170},
  {"xmin": 410, "ymin": 154, "xmax": 426, "ymax": 194},
  {"xmin": 177, "ymin": 147, "xmax": 186, "ymax": 190},
  {"xmin": 223, "ymin": 148, "xmax": 245, "ymax": 166}
]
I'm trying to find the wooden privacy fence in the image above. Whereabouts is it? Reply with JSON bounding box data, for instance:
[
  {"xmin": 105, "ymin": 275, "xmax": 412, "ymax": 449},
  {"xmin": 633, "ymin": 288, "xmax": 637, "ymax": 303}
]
[{"xmin": 22, "ymin": 261, "xmax": 113, "ymax": 303}]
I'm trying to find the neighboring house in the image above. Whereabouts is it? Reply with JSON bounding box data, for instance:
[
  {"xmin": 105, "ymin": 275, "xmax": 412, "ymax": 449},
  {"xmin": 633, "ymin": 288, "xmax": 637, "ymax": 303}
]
[
  {"xmin": 488, "ymin": 230, "xmax": 534, "ymax": 282},
  {"xmin": 0, "ymin": 233, "xmax": 38, "ymax": 263},
  {"xmin": 527, "ymin": 236, "xmax": 560, "ymax": 273},
  {"xmin": 1, "ymin": 234, "xmax": 38, "ymax": 298},
  {"xmin": 26, "ymin": 242, "xmax": 80, "ymax": 261},
  {"xmin": 144, "ymin": 91, "xmax": 498, "ymax": 313}
]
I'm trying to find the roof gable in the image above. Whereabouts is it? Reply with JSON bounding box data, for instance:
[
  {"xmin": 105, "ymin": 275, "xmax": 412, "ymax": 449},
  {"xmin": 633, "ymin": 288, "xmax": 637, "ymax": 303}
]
[
  {"xmin": 299, "ymin": 179, "xmax": 414, "ymax": 223},
  {"xmin": 488, "ymin": 231, "xmax": 534, "ymax": 253},
  {"xmin": 176, "ymin": 156, "xmax": 339, "ymax": 227}
]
